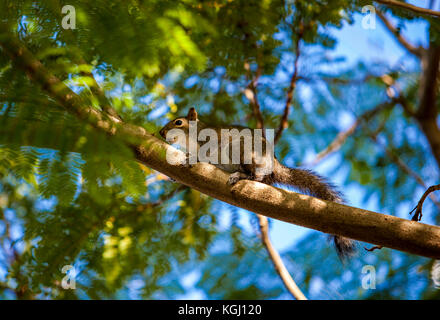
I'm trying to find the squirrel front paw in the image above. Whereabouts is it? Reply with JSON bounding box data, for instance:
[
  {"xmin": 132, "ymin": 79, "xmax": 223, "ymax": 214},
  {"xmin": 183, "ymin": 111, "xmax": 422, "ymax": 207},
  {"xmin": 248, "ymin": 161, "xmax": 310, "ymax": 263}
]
[
  {"xmin": 179, "ymin": 155, "xmax": 195, "ymax": 169},
  {"xmin": 180, "ymin": 162, "xmax": 194, "ymax": 169}
]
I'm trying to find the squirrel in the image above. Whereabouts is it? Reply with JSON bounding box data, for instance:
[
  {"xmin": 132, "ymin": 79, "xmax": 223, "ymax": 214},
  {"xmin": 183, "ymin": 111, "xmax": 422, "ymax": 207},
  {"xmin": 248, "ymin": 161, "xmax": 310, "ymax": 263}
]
[{"xmin": 159, "ymin": 107, "xmax": 356, "ymax": 260}]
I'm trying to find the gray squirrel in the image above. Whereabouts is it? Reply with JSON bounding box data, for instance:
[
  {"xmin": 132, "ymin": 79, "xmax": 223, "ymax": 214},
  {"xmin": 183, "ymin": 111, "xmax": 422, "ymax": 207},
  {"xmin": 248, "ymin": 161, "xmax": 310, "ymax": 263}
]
[{"xmin": 159, "ymin": 107, "xmax": 356, "ymax": 260}]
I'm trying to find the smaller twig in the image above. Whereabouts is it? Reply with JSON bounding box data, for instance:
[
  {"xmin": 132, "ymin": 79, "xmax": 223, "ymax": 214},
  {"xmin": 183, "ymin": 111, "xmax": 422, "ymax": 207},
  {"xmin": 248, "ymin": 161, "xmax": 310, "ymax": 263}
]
[
  {"xmin": 364, "ymin": 245, "xmax": 383, "ymax": 252},
  {"xmin": 274, "ymin": 27, "xmax": 302, "ymax": 145},
  {"xmin": 374, "ymin": 0, "xmax": 440, "ymax": 18},
  {"xmin": 244, "ymin": 59, "xmax": 306, "ymax": 299},
  {"xmin": 297, "ymin": 74, "xmax": 380, "ymax": 85},
  {"xmin": 257, "ymin": 214, "xmax": 307, "ymax": 300},
  {"xmin": 244, "ymin": 62, "xmax": 265, "ymax": 131},
  {"xmin": 76, "ymin": 58, "xmax": 123, "ymax": 122},
  {"xmin": 309, "ymin": 100, "xmax": 395, "ymax": 166},
  {"xmin": 310, "ymin": 122, "xmax": 359, "ymax": 166},
  {"xmin": 410, "ymin": 184, "xmax": 440, "ymax": 222},
  {"xmin": 138, "ymin": 185, "xmax": 188, "ymax": 211},
  {"xmin": 376, "ymin": 10, "xmax": 423, "ymax": 58},
  {"xmin": 396, "ymin": 95, "xmax": 417, "ymax": 117}
]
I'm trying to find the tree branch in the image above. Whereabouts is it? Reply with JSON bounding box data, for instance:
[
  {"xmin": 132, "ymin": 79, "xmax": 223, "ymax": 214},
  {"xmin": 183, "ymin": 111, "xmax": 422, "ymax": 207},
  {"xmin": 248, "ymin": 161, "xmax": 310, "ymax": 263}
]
[
  {"xmin": 138, "ymin": 185, "xmax": 188, "ymax": 210},
  {"xmin": 3, "ymin": 27, "xmax": 440, "ymax": 259},
  {"xmin": 410, "ymin": 184, "xmax": 440, "ymax": 221},
  {"xmin": 309, "ymin": 100, "xmax": 395, "ymax": 166},
  {"xmin": 244, "ymin": 62, "xmax": 265, "ymax": 131},
  {"xmin": 416, "ymin": 43, "xmax": 440, "ymax": 170},
  {"xmin": 257, "ymin": 215, "xmax": 307, "ymax": 300},
  {"xmin": 374, "ymin": 0, "xmax": 440, "ymax": 18},
  {"xmin": 368, "ymin": 130, "xmax": 440, "ymax": 213},
  {"xmin": 274, "ymin": 29, "xmax": 302, "ymax": 144},
  {"xmin": 76, "ymin": 58, "xmax": 122, "ymax": 122},
  {"xmin": 376, "ymin": 9, "xmax": 423, "ymax": 57}
]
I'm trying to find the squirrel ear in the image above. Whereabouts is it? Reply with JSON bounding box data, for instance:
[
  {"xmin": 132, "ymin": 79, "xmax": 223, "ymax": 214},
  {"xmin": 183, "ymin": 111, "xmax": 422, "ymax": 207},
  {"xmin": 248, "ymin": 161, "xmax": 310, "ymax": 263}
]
[{"xmin": 187, "ymin": 107, "xmax": 198, "ymax": 121}]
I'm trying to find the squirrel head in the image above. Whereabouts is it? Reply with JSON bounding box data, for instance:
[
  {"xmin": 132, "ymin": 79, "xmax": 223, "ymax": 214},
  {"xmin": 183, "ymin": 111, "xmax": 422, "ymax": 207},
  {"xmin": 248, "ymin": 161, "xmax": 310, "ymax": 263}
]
[{"xmin": 159, "ymin": 107, "xmax": 198, "ymax": 142}]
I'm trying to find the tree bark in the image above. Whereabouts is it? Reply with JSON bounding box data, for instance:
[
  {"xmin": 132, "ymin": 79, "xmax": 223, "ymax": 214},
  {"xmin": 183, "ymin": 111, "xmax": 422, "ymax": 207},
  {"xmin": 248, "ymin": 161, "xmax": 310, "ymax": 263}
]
[
  {"xmin": 374, "ymin": 0, "xmax": 440, "ymax": 18},
  {"xmin": 416, "ymin": 44, "xmax": 440, "ymax": 170}
]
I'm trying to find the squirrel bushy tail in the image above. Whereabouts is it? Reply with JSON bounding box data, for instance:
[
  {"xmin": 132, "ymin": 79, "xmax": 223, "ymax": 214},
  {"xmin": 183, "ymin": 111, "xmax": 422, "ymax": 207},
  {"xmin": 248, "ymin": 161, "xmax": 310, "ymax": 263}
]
[{"xmin": 271, "ymin": 160, "xmax": 356, "ymax": 260}]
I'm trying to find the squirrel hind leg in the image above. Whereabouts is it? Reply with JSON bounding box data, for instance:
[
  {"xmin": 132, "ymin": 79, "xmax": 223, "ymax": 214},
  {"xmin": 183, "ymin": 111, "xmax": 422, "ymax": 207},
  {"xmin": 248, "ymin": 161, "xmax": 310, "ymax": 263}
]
[{"xmin": 227, "ymin": 172, "xmax": 249, "ymax": 185}]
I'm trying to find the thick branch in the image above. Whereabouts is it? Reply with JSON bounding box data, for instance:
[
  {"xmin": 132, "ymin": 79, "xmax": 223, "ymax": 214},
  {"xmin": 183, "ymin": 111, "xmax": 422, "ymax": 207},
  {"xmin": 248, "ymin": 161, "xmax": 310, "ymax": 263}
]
[
  {"xmin": 374, "ymin": 0, "xmax": 440, "ymax": 18},
  {"xmin": 410, "ymin": 184, "xmax": 440, "ymax": 221},
  {"xmin": 3, "ymin": 28, "xmax": 440, "ymax": 259}
]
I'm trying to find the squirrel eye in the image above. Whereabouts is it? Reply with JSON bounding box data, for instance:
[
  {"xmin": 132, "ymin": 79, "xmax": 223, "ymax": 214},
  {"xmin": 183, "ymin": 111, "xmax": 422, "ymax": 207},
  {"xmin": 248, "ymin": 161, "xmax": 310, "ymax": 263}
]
[{"xmin": 174, "ymin": 120, "xmax": 183, "ymax": 126}]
